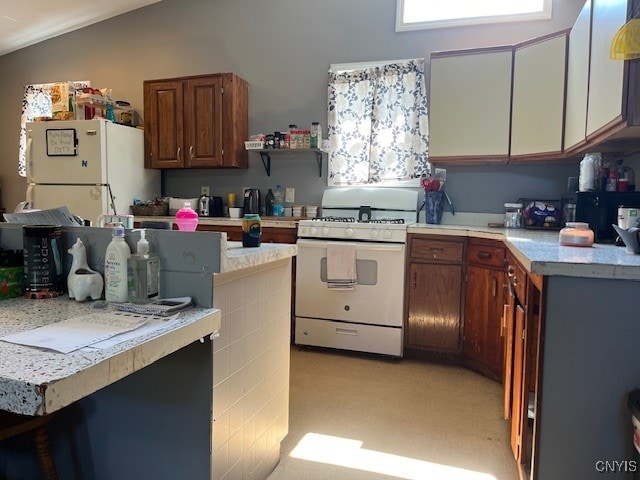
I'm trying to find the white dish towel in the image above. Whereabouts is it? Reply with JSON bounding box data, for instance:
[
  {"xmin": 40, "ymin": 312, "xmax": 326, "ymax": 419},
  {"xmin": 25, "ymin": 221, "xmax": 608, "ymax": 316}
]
[{"xmin": 326, "ymin": 243, "xmax": 358, "ymax": 289}]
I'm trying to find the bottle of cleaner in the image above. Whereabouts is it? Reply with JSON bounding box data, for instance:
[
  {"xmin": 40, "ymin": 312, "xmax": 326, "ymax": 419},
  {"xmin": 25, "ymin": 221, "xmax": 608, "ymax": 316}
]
[
  {"xmin": 273, "ymin": 185, "xmax": 285, "ymax": 217},
  {"xmin": 128, "ymin": 229, "xmax": 161, "ymax": 304},
  {"xmin": 104, "ymin": 227, "xmax": 131, "ymax": 302}
]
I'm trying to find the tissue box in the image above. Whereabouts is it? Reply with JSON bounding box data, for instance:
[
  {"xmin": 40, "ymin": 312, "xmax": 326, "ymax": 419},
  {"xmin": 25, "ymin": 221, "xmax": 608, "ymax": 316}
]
[{"xmin": 0, "ymin": 266, "xmax": 24, "ymax": 300}]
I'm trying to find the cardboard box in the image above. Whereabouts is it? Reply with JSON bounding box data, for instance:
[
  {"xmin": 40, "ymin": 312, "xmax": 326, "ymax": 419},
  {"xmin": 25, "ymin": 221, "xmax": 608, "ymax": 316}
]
[{"xmin": 0, "ymin": 266, "xmax": 24, "ymax": 300}]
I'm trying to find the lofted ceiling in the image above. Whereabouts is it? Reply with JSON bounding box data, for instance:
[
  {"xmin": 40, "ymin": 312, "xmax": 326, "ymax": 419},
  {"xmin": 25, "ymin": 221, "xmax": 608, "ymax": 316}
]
[{"xmin": 0, "ymin": 0, "xmax": 161, "ymax": 56}]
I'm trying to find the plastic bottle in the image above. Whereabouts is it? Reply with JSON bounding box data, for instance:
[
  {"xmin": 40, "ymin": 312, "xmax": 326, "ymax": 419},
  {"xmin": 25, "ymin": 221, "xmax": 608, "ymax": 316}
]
[
  {"xmin": 128, "ymin": 229, "xmax": 161, "ymax": 304},
  {"xmin": 175, "ymin": 201, "xmax": 199, "ymax": 231},
  {"xmin": 273, "ymin": 185, "xmax": 285, "ymax": 216},
  {"xmin": 265, "ymin": 189, "xmax": 275, "ymax": 216},
  {"xmin": 104, "ymin": 227, "xmax": 131, "ymax": 302},
  {"xmin": 310, "ymin": 122, "xmax": 322, "ymax": 149}
]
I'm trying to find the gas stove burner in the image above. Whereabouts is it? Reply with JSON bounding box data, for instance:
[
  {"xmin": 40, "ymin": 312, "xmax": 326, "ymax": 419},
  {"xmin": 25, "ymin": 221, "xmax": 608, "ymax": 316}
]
[
  {"xmin": 312, "ymin": 216, "xmax": 356, "ymax": 222},
  {"xmin": 366, "ymin": 218, "xmax": 405, "ymax": 224}
]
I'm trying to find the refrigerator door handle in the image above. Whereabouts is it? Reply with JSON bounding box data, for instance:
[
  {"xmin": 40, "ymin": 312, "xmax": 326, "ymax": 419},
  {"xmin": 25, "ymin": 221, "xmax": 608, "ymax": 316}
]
[
  {"xmin": 26, "ymin": 137, "xmax": 33, "ymax": 181},
  {"xmin": 26, "ymin": 184, "xmax": 34, "ymax": 208}
]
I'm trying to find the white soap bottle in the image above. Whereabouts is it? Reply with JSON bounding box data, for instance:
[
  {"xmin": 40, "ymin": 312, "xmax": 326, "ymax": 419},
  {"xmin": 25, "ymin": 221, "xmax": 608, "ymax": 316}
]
[
  {"xmin": 128, "ymin": 229, "xmax": 161, "ymax": 304},
  {"xmin": 104, "ymin": 227, "xmax": 131, "ymax": 302}
]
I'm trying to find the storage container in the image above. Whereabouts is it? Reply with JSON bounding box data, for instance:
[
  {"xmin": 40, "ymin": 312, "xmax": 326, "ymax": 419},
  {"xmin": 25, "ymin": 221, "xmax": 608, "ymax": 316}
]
[
  {"xmin": 504, "ymin": 202, "xmax": 523, "ymax": 228},
  {"xmin": 559, "ymin": 222, "xmax": 594, "ymax": 247}
]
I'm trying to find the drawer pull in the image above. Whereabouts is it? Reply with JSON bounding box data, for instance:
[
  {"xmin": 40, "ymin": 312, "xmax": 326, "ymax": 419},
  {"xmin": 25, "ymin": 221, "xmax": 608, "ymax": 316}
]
[
  {"xmin": 336, "ymin": 328, "xmax": 358, "ymax": 336},
  {"xmin": 477, "ymin": 251, "xmax": 491, "ymax": 260}
]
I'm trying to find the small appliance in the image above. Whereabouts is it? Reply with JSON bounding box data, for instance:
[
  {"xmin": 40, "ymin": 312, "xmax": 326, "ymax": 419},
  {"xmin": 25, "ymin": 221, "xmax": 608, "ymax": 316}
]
[
  {"xmin": 243, "ymin": 188, "xmax": 261, "ymax": 215},
  {"xmin": 575, "ymin": 191, "xmax": 640, "ymax": 242},
  {"xmin": 198, "ymin": 195, "xmax": 224, "ymax": 217}
]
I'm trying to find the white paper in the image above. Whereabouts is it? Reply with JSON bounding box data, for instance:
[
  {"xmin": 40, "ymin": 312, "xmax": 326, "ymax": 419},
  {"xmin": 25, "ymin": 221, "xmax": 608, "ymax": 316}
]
[
  {"xmin": 82, "ymin": 313, "xmax": 180, "ymax": 350},
  {"xmin": 3, "ymin": 206, "xmax": 83, "ymax": 226},
  {"xmin": 0, "ymin": 312, "xmax": 148, "ymax": 353}
]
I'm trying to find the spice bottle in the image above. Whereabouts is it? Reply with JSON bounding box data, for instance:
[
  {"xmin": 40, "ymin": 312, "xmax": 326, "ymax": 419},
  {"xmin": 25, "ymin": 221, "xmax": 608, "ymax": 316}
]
[{"xmin": 310, "ymin": 122, "xmax": 322, "ymax": 149}]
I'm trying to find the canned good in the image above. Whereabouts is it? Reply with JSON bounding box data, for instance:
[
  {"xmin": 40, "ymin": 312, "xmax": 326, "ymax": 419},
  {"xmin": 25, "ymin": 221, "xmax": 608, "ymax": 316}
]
[{"xmin": 242, "ymin": 214, "xmax": 261, "ymax": 247}]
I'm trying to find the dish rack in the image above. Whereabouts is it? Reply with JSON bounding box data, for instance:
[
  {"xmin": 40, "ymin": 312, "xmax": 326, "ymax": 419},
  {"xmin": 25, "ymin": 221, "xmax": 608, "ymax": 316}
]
[{"xmin": 244, "ymin": 141, "xmax": 264, "ymax": 150}]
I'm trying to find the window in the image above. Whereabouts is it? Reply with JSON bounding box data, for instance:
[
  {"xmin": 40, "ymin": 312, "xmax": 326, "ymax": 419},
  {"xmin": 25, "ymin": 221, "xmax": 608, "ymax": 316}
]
[
  {"xmin": 327, "ymin": 59, "xmax": 429, "ymax": 187},
  {"xmin": 18, "ymin": 81, "xmax": 90, "ymax": 177},
  {"xmin": 396, "ymin": 0, "xmax": 552, "ymax": 32}
]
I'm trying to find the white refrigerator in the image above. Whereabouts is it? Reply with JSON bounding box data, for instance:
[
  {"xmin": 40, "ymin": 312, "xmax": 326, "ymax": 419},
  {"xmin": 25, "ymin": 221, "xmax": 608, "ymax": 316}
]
[{"xmin": 26, "ymin": 119, "xmax": 161, "ymax": 224}]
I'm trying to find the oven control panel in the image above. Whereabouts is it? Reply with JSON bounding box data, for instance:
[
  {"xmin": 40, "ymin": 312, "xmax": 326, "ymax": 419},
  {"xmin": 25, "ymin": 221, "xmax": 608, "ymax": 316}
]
[{"xmin": 297, "ymin": 221, "xmax": 407, "ymax": 243}]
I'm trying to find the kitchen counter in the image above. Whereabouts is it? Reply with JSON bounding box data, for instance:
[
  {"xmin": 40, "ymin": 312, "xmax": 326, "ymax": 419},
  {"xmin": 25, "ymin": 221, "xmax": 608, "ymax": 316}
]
[
  {"xmin": 408, "ymin": 224, "xmax": 640, "ymax": 280},
  {"xmin": 219, "ymin": 235, "xmax": 297, "ymax": 273},
  {"xmin": 0, "ymin": 298, "xmax": 220, "ymax": 416},
  {"xmin": 135, "ymin": 215, "xmax": 300, "ymax": 229}
]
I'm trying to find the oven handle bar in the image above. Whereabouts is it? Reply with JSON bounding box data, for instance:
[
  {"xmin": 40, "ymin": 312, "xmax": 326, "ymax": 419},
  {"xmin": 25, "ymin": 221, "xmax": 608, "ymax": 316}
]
[{"xmin": 296, "ymin": 238, "xmax": 405, "ymax": 253}]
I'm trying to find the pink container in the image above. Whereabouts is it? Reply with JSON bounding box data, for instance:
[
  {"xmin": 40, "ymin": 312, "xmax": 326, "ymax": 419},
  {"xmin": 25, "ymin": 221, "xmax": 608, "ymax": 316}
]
[{"xmin": 175, "ymin": 202, "xmax": 199, "ymax": 231}]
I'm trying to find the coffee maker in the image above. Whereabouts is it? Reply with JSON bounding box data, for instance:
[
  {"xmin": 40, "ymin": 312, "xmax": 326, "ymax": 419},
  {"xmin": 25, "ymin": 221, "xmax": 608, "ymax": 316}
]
[{"xmin": 243, "ymin": 188, "xmax": 261, "ymax": 214}]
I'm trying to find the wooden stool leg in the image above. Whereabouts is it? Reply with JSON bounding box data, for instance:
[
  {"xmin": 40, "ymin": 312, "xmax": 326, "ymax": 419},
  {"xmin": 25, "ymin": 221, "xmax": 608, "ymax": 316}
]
[{"xmin": 32, "ymin": 426, "xmax": 58, "ymax": 480}]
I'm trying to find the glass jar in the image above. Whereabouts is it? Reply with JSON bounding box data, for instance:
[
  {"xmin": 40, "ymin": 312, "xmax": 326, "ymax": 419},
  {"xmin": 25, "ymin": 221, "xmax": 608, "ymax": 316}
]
[
  {"xmin": 559, "ymin": 222, "xmax": 594, "ymax": 247},
  {"xmin": 504, "ymin": 203, "xmax": 523, "ymax": 228}
]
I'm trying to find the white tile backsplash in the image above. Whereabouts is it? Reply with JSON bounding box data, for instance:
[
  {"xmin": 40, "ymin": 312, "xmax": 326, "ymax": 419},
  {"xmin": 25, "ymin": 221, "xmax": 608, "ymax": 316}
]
[{"xmin": 212, "ymin": 258, "xmax": 291, "ymax": 480}]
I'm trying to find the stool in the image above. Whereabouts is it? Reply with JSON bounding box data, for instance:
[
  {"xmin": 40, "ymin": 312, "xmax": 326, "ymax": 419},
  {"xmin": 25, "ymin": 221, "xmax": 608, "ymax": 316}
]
[{"xmin": 0, "ymin": 411, "xmax": 58, "ymax": 480}]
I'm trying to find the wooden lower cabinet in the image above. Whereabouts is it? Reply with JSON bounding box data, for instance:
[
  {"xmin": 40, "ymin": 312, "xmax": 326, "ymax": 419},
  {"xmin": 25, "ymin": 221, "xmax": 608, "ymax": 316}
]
[
  {"xmin": 463, "ymin": 239, "xmax": 505, "ymax": 380},
  {"xmin": 405, "ymin": 235, "xmax": 465, "ymax": 354},
  {"xmin": 195, "ymin": 224, "xmax": 297, "ymax": 244},
  {"xmin": 504, "ymin": 251, "xmax": 545, "ymax": 479}
]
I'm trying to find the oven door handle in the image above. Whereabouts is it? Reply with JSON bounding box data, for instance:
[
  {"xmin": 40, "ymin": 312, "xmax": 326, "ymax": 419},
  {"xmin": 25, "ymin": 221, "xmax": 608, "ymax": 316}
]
[{"xmin": 296, "ymin": 238, "xmax": 405, "ymax": 253}]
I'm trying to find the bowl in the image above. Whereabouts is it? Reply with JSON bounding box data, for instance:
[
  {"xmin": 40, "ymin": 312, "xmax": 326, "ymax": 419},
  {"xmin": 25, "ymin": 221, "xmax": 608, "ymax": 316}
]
[{"xmin": 229, "ymin": 207, "xmax": 243, "ymax": 218}]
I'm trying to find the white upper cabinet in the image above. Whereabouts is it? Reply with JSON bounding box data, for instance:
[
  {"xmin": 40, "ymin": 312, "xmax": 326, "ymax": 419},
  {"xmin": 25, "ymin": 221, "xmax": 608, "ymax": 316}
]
[
  {"xmin": 586, "ymin": 0, "xmax": 628, "ymax": 139},
  {"xmin": 429, "ymin": 47, "xmax": 513, "ymax": 163},
  {"xmin": 511, "ymin": 32, "xmax": 568, "ymax": 158},
  {"xmin": 564, "ymin": 0, "xmax": 592, "ymax": 152}
]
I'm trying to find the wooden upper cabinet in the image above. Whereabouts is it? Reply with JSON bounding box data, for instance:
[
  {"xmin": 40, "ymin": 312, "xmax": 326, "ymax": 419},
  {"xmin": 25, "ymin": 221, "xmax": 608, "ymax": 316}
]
[
  {"xmin": 429, "ymin": 47, "xmax": 513, "ymax": 164},
  {"xmin": 586, "ymin": 0, "xmax": 629, "ymax": 140},
  {"xmin": 144, "ymin": 73, "xmax": 248, "ymax": 169},
  {"xmin": 186, "ymin": 76, "xmax": 223, "ymax": 167},
  {"xmin": 511, "ymin": 32, "xmax": 568, "ymax": 160},
  {"xmin": 144, "ymin": 80, "xmax": 185, "ymax": 169},
  {"xmin": 564, "ymin": 0, "xmax": 592, "ymax": 152}
]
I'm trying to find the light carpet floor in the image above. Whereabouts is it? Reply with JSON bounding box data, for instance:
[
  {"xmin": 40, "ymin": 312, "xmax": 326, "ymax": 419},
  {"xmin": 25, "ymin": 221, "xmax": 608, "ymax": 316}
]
[{"xmin": 268, "ymin": 346, "xmax": 519, "ymax": 480}]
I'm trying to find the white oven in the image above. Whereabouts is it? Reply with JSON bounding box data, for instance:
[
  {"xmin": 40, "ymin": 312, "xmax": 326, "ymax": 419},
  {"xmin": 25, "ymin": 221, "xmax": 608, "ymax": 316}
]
[{"xmin": 294, "ymin": 187, "xmax": 418, "ymax": 357}]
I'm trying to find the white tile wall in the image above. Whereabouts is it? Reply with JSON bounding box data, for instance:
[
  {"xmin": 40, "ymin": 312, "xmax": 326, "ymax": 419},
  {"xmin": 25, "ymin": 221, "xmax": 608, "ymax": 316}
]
[{"xmin": 211, "ymin": 258, "xmax": 291, "ymax": 480}]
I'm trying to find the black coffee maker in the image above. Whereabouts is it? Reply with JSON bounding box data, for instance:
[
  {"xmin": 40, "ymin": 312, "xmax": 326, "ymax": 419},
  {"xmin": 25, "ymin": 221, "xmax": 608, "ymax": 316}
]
[{"xmin": 243, "ymin": 189, "xmax": 261, "ymax": 214}]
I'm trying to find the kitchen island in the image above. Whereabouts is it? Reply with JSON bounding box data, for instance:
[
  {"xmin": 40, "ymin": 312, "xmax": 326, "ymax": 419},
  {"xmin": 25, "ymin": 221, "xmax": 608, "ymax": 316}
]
[
  {"xmin": 409, "ymin": 223, "xmax": 640, "ymax": 480},
  {"xmin": 0, "ymin": 223, "xmax": 296, "ymax": 480}
]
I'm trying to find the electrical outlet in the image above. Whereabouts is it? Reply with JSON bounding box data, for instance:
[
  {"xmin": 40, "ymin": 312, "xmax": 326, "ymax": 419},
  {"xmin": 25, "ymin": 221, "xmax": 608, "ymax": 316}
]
[
  {"xmin": 201, "ymin": 186, "xmax": 210, "ymax": 196},
  {"xmin": 285, "ymin": 188, "xmax": 295, "ymax": 203}
]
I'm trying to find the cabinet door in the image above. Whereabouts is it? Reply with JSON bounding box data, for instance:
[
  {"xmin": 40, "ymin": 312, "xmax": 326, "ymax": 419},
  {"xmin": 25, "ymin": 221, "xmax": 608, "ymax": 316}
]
[
  {"xmin": 503, "ymin": 284, "xmax": 516, "ymax": 420},
  {"xmin": 564, "ymin": 0, "xmax": 592, "ymax": 151},
  {"xmin": 510, "ymin": 303, "xmax": 526, "ymax": 462},
  {"xmin": 185, "ymin": 76, "xmax": 224, "ymax": 168},
  {"xmin": 511, "ymin": 33, "xmax": 568, "ymax": 157},
  {"xmin": 144, "ymin": 80, "xmax": 185, "ymax": 168},
  {"xmin": 586, "ymin": 0, "xmax": 628, "ymax": 138},
  {"xmin": 463, "ymin": 265, "xmax": 504, "ymax": 375},
  {"xmin": 429, "ymin": 48, "xmax": 512, "ymax": 163},
  {"xmin": 406, "ymin": 262, "xmax": 462, "ymax": 352}
]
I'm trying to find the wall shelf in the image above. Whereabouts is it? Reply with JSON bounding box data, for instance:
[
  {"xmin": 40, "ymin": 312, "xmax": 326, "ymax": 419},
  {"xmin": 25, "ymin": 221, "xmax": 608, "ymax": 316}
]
[{"xmin": 251, "ymin": 149, "xmax": 326, "ymax": 177}]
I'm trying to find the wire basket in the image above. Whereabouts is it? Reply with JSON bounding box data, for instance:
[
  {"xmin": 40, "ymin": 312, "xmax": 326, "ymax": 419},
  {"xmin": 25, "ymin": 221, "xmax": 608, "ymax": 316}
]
[
  {"xmin": 518, "ymin": 198, "xmax": 562, "ymax": 230},
  {"xmin": 130, "ymin": 203, "xmax": 169, "ymax": 216},
  {"xmin": 244, "ymin": 141, "xmax": 264, "ymax": 150}
]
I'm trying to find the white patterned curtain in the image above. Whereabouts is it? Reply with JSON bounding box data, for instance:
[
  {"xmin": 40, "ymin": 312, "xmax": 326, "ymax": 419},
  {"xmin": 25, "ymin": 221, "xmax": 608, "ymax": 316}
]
[
  {"xmin": 18, "ymin": 81, "xmax": 90, "ymax": 177},
  {"xmin": 327, "ymin": 59, "xmax": 429, "ymax": 186}
]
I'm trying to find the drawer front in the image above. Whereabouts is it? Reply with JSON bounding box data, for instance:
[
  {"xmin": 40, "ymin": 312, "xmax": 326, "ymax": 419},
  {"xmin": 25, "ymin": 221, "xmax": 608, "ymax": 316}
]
[
  {"xmin": 467, "ymin": 242, "xmax": 504, "ymax": 268},
  {"xmin": 411, "ymin": 238, "xmax": 464, "ymax": 262},
  {"xmin": 506, "ymin": 253, "xmax": 527, "ymax": 303}
]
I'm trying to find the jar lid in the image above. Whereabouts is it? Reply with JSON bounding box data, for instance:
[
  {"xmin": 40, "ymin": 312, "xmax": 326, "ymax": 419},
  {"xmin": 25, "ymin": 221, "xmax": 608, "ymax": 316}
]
[
  {"xmin": 565, "ymin": 222, "xmax": 589, "ymax": 228},
  {"xmin": 504, "ymin": 203, "xmax": 523, "ymax": 208}
]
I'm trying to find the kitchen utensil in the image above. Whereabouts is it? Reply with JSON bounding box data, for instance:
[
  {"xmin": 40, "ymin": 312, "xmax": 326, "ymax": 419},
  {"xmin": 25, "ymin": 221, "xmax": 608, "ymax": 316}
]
[{"xmin": 243, "ymin": 189, "xmax": 261, "ymax": 215}]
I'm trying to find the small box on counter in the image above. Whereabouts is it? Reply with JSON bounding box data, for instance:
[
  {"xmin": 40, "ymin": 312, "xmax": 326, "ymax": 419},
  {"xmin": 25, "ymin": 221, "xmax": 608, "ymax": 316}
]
[
  {"xmin": 0, "ymin": 249, "xmax": 24, "ymax": 300},
  {"xmin": 518, "ymin": 198, "xmax": 563, "ymax": 230}
]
